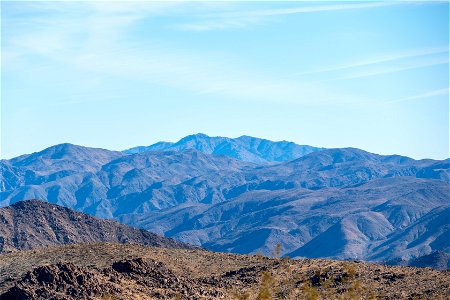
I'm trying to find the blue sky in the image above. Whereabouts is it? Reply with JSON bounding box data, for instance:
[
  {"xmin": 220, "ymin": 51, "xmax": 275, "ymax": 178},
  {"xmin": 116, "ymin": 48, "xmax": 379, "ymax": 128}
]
[{"xmin": 1, "ymin": 1, "xmax": 449, "ymax": 159}]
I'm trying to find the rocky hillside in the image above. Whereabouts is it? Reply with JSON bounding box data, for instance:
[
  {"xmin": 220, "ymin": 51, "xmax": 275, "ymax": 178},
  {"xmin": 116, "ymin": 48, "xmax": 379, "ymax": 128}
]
[
  {"xmin": 0, "ymin": 243, "xmax": 449, "ymax": 299},
  {"xmin": 0, "ymin": 200, "xmax": 194, "ymax": 253}
]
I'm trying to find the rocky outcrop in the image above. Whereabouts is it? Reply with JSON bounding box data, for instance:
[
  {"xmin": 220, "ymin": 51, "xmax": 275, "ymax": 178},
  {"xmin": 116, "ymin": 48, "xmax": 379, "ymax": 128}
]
[
  {"xmin": 3, "ymin": 263, "xmax": 117, "ymax": 300},
  {"xmin": 0, "ymin": 200, "xmax": 195, "ymax": 253}
]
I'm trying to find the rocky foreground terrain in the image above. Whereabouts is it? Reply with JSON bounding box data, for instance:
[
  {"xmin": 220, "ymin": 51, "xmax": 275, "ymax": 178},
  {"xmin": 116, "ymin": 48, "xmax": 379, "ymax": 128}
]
[{"xmin": 0, "ymin": 243, "xmax": 449, "ymax": 300}]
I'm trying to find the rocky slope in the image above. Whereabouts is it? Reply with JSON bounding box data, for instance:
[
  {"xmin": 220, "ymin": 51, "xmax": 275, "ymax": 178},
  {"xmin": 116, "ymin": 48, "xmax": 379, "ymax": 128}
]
[
  {"xmin": 0, "ymin": 243, "xmax": 449, "ymax": 300},
  {"xmin": 0, "ymin": 200, "xmax": 194, "ymax": 253},
  {"xmin": 1, "ymin": 139, "xmax": 449, "ymax": 265},
  {"xmin": 124, "ymin": 133, "xmax": 323, "ymax": 163}
]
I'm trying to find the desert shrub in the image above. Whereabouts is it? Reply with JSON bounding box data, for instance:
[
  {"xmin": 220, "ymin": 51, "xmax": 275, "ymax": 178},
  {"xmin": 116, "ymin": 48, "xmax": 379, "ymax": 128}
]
[
  {"xmin": 230, "ymin": 289, "xmax": 250, "ymax": 300},
  {"xmin": 343, "ymin": 263, "xmax": 357, "ymax": 280},
  {"xmin": 174, "ymin": 294, "xmax": 182, "ymax": 300},
  {"xmin": 256, "ymin": 271, "xmax": 276, "ymax": 300},
  {"xmin": 272, "ymin": 243, "xmax": 282, "ymax": 259},
  {"xmin": 301, "ymin": 281, "xmax": 319, "ymax": 300}
]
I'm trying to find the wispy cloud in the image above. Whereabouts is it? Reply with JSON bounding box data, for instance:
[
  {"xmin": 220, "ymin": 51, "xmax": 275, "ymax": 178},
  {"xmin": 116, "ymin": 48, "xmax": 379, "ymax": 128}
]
[
  {"xmin": 175, "ymin": 1, "xmax": 402, "ymax": 31},
  {"xmin": 225, "ymin": 2, "xmax": 401, "ymax": 17},
  {"xmin": 286, "ymin": 46, "xmax": 449, "ymax": 83},
  {"xmin": 295, "ymin": 46, "xmax": 449, "ymax": 75},
  {"xmin": 175, "ymin": 18, "xmax": 260, "ymax": 32},
  {"xmin": 69, "ymin": 45, "xmax": 356, "ymax": 105},
  {"xmin": 385, "ymin": 88, "xmax": 449, "ymax": 104},
  {"xmin": 3, "ymin": 1, "xmax": 446, "ymax": 107},
  {"xmin": 3, "ymin": 1, "xmax": 365, "ymax": 106},
  {"xmin": 336, "ymin": 54, "xmax": 449, "ymax": 80}
]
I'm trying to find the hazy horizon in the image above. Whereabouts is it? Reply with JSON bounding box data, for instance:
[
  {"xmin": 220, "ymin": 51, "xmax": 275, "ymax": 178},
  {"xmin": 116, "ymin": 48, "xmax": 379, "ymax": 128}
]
[
  {"xmin": 2, "ymin": 132, "xmax": 450, "ymax": 161},
  {"xmin": 2, "ymin": 1, "xmax": 449, "ymax": 160}
]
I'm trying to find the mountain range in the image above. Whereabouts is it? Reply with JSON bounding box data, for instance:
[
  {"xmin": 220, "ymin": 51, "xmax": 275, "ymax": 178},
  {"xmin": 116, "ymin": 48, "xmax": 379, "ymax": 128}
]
[
  {"xmin": 1, "ymin": 133, "xmax": 449, "ymax": 267},
  {"xmin": 124, "ymin": 133, "xmax": 323, "ymax": 163}
]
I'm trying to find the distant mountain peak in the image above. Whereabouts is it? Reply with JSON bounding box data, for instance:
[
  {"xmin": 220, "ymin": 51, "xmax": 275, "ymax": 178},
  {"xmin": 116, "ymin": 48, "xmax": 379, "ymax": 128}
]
[
  {"xmin": 124, "ymin": 133, "xmax": 323, "ymax": 163},
  {"xmin": 14, "ymin": 143, "xmax": 121, "ymax": 161},
  {"xmin": 179, "ymin": 133, "xmax": 208, "ymax": 140},
  {"xmin": 191, "ymin": 133, "xmax": 210, "ymax": 138}
]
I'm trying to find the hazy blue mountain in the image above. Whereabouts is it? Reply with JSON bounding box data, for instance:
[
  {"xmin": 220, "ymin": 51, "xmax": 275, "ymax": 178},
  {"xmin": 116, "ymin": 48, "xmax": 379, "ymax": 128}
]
[
  {"xmin": 1, "ymin": 140, "xmax": 449, "ymax": 268},
  {"xmin": 124, "ymin": 142, "xmax": 175, "ymax": 154},
  {"xmin": 124, "ymin": 177, "xmax": 448, "ymax": 264},
  {"xmin": 366, "ymin": 205, "xmax": 450, "ymax": 261},
  {"xmin": 391, "ymin": 251, "xmax": 450, "ymax": 271},
  {"xmin": 0, "ymin": 144, "xmax": 124, "ymax": 209},
  {"xmin": 124, "ymin": 133, "xmax": 323, "ymax": 163}
]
